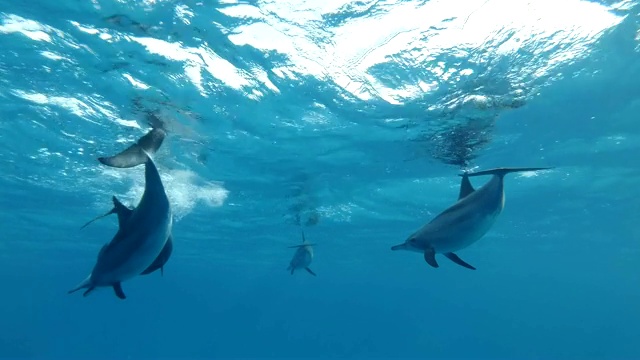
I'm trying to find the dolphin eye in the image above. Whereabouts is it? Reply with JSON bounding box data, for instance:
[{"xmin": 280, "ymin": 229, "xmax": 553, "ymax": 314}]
[{"xmin": 409, "ymin": 238, "xmax": 417, "ymax": 243}]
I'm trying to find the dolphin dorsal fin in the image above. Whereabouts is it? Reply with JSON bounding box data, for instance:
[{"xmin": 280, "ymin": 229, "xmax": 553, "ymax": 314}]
[
  {"xmin": 458, "ymin": 173, "xmax": 475, "ymax": 200},
  {"xmin": 79, "ymin": 196, "xmax": 133, "ymax": 230},
  {"xmin": 111, "ymin": 196, "xmax": 133, "ymax": 228}
]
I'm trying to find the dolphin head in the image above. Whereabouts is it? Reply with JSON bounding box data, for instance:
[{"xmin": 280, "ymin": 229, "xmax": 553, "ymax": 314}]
[{"xmin": 391, "ymin": 236, "xmax": 423, "ymax": 252}]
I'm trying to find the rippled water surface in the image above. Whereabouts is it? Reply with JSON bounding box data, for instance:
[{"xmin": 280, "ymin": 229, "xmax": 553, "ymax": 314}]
[{"xmin": 0, "ymin": 0, "xmax": 639, "ymax": 358}]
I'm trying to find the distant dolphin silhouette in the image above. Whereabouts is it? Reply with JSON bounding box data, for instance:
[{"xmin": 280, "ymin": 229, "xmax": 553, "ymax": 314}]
[
  {"xmin": 287, "ymin": 230, "xmax": 316, "ymax": 276},
  {"xmin": 68, "ymin": 151, "xmax": 172, "ymax": 300},
  {"xmin": 80, "ymin": 196, "xmax": 173, "ymax": 277},
  {"xmin": 391, "ymin": 167, "xmax": 552, "ymax": 269}
]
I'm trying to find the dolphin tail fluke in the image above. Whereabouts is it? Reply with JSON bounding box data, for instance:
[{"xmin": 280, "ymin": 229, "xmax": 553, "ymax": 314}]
[
  {"xmin": 464, "ymin": 167, "xmax": 553, "ymax": 178},
  {"xmin": 68, "ymin": 276, "xmax": 92, "ymax": 295},
  {"xmin": 98, "ymin": 128, "xmax": 165, "ymax": 168},
  {"xmin": 444, "ymin": 252, "xmax": 476, "ymax": 270}
]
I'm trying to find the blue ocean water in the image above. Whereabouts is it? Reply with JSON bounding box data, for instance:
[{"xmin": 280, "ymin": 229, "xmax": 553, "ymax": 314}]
[{"xmin": 1, "ymin": 0, "xmax": 639, "ymax": 358}]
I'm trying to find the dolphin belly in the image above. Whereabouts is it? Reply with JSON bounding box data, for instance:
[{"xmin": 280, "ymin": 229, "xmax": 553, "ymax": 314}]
[
  {"xmin": 416, "ymin": 184, "xmax": 504, "ymax": 253},
  {"xmin": 291, "ymin": 247, "xmax": 312, "ymax": 269},
  {"xmin": 90, "ymin": 210, "xmax": 172, "ymax": 286},
  {"xmin": 428, "ymin": 212, "xmax": 499, "ymax": 253}
]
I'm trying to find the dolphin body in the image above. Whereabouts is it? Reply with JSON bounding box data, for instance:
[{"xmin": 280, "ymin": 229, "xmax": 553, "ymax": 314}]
[
  {"xmin": 391, "ymin": 167, "xmax": 551, "ymax": 270},
  {"xmin": 87, "ymin": 125, "xmax": 173, "ymax": 278},
  {"xmin": 80, "ymin": 196, "xmax": 174, "ymax": 277},
  {"xmin": 68, "ymin": 127, "xmax": 172, "ymax": 299},
  {"xmin": 287, "ymin": 230, "xmax": 316, "ymax": 276}
]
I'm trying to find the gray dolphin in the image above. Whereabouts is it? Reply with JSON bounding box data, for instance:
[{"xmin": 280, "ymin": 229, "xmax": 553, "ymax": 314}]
[
  {"xmin": 68, "ymin": 152, "xmax": 173, "ymax": 299},
  {"xmin": 287, "ymin": 230, "xmax": 316, "ymax": 276},
  {"xmin": 80, "ymin": 196, "xmax": 173, "ymax": 277},
  {"xmin": 391, "ymin": 167, "xmax": 552, "ymax": 270},
  {"xmin": 85, "ymin": 125, "xmax": 173, "ymax": 279}
]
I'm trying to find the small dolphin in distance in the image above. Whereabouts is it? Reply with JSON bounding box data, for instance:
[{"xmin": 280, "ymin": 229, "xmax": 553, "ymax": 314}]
[
  {"xmin": 391, "ymin": 167, "xmax": 552, "ymax": 270},
  {"xmin": 287, "ymin": 230, "xmax": 317, "ymax": 276}
]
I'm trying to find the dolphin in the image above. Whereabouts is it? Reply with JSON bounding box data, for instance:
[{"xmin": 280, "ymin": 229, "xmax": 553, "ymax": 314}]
[
  {"xmin": 287, "ymin": 230, "xmax": 316, "ymax": 276},
  {"xmin": 391, "ymin": 167, "xmax": 552, "ymax": 270},
  {"xmin": 68, "ymin": 152, "xmax": 173, "ymax": 299},
  {"xmin": 80, "ymin": 196, "xmax": 174, "ymax": 277}
]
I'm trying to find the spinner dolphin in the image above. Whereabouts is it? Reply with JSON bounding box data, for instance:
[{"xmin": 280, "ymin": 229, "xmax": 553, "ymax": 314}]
[{"xmin": 391, "ymin": 167, "xmax": 552, "ymax": 269}]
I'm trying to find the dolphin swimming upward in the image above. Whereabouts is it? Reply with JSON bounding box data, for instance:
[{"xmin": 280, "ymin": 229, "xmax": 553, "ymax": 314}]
[
  {"xmin": 287, "ymin": 230, "xmax": 317, "ymax": 276},
  {"xmin": 68, "ymin": 128, "xmax": 172, "ymax": 300},
  {"xmin": 80, "ymin": 196, "xmax": 174, "ymax": 277},
  {"xmin": 391, "ymin": 167, "xmax": 552, "ymax": 270}
]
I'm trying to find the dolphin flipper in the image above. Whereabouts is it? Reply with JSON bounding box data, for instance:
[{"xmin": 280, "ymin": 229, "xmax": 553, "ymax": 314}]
[
  {"xmin": 458, "ymin": 174, "xmax": 475, "ymax": 200},
  {"xmin": 305, "ymin": 267, "xmax": 316, "ymax": 276},
  {"xmin": 112, "ymin": 282, "xmax": 126, "ymax": 299},
  {"xmin": 140, "ymin": 235, "xmax": 173, "ymax": 276},
  {"xmin": 444, "ymin": 252, "xmax": 476, "ymax": 270},
  {"xmin": 465, "ymin": 167, "xmax": 553, "ymax": 178},
  {"xmin": 423, "ymin": 249, "xmax": 439, "ymax": 268},
  {"xmin": 98, "ymin": 128, "xmax": 166, "ymax": 168}
]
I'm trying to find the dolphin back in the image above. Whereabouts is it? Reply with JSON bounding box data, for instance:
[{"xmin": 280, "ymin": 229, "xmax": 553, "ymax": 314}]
[{"xmin": 98, "ymin": 128, "xmax": 166, "ymax": 168}]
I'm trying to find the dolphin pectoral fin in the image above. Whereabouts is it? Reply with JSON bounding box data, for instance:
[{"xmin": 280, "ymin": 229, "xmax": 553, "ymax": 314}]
[
  {"xmin": 140, "ymin": 236, "xmax": 173, "ymax": 276},
  {"xmin": 113, "ymin": 283, "xmax": 127, "ymax": 300},
  {"xmin": 423, "ymin": 249, "xmax": 439, "ymax": 268},
  {"xmin": 305, "ymin": 267, "xmax": 317, "ymax": 276},
  {"xmin": 458, "ymin": 174, "xmax": 475, "ymax": 200},
  {"xmin": 444, "ymin": 252, "xmax": 476, "ymax": 270}
]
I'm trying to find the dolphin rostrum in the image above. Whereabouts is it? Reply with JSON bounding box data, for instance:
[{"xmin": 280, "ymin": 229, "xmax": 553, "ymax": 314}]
[
  {"xmin": 391, "ymin": 167, "xmax": 552, "ymax": 270},
  {"xmin": 68, "ymin": 151, "xmax": 173, "ymax": 299},
  {"xmin": 80, "ymin": 196, "xmax": 174, "ymax": 277},
  {"xmin": 287, "ymin": 230, "xmax": 316, "ymax": 276}
]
